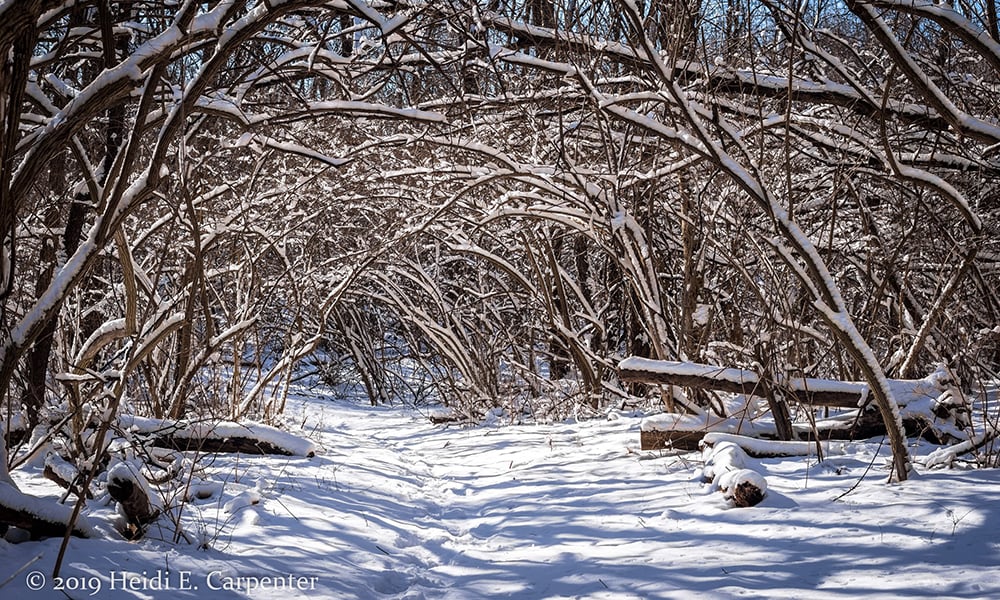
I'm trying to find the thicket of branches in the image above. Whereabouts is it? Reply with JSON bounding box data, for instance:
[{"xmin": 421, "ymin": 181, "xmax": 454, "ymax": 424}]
[{"xmin": 1, "ymin": 0, "xmax": 999, "ymax": 493}]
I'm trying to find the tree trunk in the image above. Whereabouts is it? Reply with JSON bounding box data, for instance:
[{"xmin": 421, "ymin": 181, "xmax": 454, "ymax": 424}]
[{"xmin": 19, "ymin": 2, "xmax": 127, "ymax": 427}]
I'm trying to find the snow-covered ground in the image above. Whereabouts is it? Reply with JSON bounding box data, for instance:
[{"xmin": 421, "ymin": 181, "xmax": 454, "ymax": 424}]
[{"xmin": 2, "ymin": 391, "xmax": 1000, "ymax": 599}]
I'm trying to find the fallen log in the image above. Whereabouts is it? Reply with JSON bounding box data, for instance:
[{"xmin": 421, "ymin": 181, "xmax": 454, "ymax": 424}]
[
  {"xmin": 639, "ymin": 409, "xmax": 885, "ymax": 450},
  {"xmin": 924, "ymin": 423, "xmax": 1000, "ymax": 468},
  {"xmin": 0, "ymin": 483, "xmax": 94, "ymax": 540},
  {"xmin": 639, "ymin": 409, "xmax": 962, "ymax": 451},
  {"xmin": 701, "ymin": 432, "xmax": 844, "ymax": 458},
  {"xmin": 639, "ymin": 429, "xmax": 705, "ymax": 452},
  {"xmin": 42, "ymin": 454, "xmax": 93, "ymax": 499},
  {"xmin": 149, "ymin": 434, "xmax": 304, "ymax": 456},
  {"xmin": 626, "ymin": 359, "xmax": 968, "ymax": 450},
  {"xmin": 703, "ymin": 441, "xmax": 767, "ymax": 507},
  {"xmin": 119, "ymin": 416, "xmax": 317, "ymax": 457},
  {"xmin": 0, "ymin": 424, "xmax": 91, "ymax": 540},
  {"xmin": 638, "ymin": 411, "xmax": 767, "ymax": 451},
  {"xmin": 618, "ymin": 357, "xmax": 946, "ymax": 409}
]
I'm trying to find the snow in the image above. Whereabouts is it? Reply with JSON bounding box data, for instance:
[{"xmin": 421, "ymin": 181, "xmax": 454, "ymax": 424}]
[
  {"xmin": 3, "ymin": 390, "xmax": 1000, "ymax": 598},
  {"xmin": 692, "ymin": 303, "xmax": 711, "ymax": 326}
]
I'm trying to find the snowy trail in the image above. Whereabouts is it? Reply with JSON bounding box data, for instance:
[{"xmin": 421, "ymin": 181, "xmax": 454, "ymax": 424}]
[
  {"xmin": 276, "ymin": 400, "xmax": 710, "ymax": 599},
  {"xmin": 3, "ymin": 395, "xmax": 1000, "ymax": 599},
  {"xmin": 284, "ymin": 399, "xmax": 1000, "ymax": 599}
]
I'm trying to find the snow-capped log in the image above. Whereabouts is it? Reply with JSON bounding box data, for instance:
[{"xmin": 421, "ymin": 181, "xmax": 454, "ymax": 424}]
[
  {"xmin": 639, "ymin": 429, "xmax": 705, "ymax": 452},
  {"xmin": 120, "ymin": 416, "xmax": 317, "ymax": 457},
  {"xmin": 702, "ymin": 432, "xmax": 844, "ymax": 459},
  {"xmin": 640, "ymin": 407, "xmax": 890, "ymax": 450},
  {"xmin": 0, "ymin": 424, "xmax": 93, "ymax": 539},
  {"xmin": 42, "ymin": 454, "xmax": 90, "ymax": 499},
  {"xmin": 0, "ymin": 482, "xmax": 95, "ymax": 540},
  {"xmin": 638, "ymin": 412, "xmax": 768, "ymax": 451},
  {"xmin": 924, "ymin": 423, "xmax": 1000, "ymax": 469},
  {"xmin": 624, "ymin": 359, "xmax": 967, "ymax": 450},
  {"xmin": 620, "ymin": 357, "xmax": 945, "ymax": 408},
  {"xmin": 1, "ymin": 413, "xmax": 29, "ymax": 447},
  {"xmin": 702, "ymin": 441, "xmax": 768, "ymax": 508}
]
